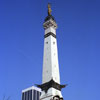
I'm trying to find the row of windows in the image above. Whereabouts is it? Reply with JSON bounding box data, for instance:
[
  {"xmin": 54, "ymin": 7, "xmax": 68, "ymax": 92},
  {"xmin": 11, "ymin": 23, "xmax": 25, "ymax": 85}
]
[
  {"xmin": 46, "ymin": 41, "xmax": 55, "ymax": 44},
  {"xmin": 22, "ymin": 90, "xmax": 41, "ymax": 100}
]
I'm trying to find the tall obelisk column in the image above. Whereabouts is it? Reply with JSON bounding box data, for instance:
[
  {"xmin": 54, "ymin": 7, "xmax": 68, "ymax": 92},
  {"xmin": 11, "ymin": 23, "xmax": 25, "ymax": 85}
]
[{"xmin": 37, "ymin": 3, "xmax": 66, "ymax": 100}]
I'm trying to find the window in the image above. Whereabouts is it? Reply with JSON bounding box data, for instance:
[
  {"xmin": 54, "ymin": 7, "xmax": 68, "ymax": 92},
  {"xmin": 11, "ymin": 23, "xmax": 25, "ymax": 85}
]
[
  {"xmin": 30, "ymin": 90, "xmax": 32, "ymax": 100},
  {"xmin": 22, "ymin": 93, "xmax": 24, "ymax": 100},
  {"xmin": 40, "ymin": 92, "xmax": 41, "ymax": 96},
  {"xmin": 37, "ymin": 91, "xmax": 39, "ymax": 100},
  {"xmin": 27, "ymin": 91, "xmax": 29, "ymax": 100},
  {"xmin": 25, "ymin": 92, "xmax": 27, "ymax": 100},
  {"xmin": 33, "ymin": 90, "xmax": 36, "ymax": 100},
  {"xmin": 53, "ymin": 42, "xmax": 55, "ymax": 44},
  {"xmin": 46, "ymin": 42, "xmax": 48, "ymax": 44}
]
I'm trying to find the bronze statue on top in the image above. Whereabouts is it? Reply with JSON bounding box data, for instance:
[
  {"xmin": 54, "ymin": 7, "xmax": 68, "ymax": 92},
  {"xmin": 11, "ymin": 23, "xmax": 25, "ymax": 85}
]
[
  {"xmin": 44, "ymin": 3, "xmax": 55, "ymax": 22},
  {"xmin": 48, "ymin": 3, "xmax": 52, "ymax": 16}
]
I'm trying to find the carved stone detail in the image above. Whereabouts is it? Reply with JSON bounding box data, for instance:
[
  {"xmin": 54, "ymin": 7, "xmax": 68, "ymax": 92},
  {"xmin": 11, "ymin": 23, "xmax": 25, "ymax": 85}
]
[
  {"xmin": 36, "ymin": 79, "xmax": 66, "ymax": 93},
  {"xmin": 43, "ymin": 19, "xmax": 57, "ymax": 29}
]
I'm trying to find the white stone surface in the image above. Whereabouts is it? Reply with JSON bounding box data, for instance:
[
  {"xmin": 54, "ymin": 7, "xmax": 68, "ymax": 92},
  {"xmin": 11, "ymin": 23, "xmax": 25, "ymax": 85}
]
[
  {"xmin": 42, "ymin": 27, "xmax": 60, "ymax": 84},
  {"xmin": 40, "ymin": 19, "xmax": 63, "ymax": 100},
  {"xmin": 40, "ymin": 88, "xmax": 62, "ymax": 100},
  {"xmin": 45, "ymin": 27, "xmax": 56, "ymax": 35}
]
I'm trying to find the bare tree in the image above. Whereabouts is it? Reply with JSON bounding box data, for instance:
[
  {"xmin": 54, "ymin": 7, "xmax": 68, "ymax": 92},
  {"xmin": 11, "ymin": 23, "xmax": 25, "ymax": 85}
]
[{"xmin": 2, "ymin": 95, "xmax": 11, "ymax": 100}]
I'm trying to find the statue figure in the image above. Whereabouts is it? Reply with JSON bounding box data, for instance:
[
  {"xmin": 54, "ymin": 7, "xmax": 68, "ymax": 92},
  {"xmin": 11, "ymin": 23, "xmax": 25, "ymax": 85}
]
[{"xmin": 48, "ymin": 3, "xmax": 52, "ymax": 16}]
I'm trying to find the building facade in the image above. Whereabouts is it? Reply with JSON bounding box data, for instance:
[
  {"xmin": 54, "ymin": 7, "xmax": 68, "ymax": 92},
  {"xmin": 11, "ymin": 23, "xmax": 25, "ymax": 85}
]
[{"xmin": 22, "ymin": 86, "xmax": 41, "ymax": 100}]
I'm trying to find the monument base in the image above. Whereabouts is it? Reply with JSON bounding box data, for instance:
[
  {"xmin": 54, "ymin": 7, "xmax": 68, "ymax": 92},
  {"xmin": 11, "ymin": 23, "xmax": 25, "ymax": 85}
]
[{"xmin": 40, "ymin": 88, "xmax": 63, "ymax": 100}]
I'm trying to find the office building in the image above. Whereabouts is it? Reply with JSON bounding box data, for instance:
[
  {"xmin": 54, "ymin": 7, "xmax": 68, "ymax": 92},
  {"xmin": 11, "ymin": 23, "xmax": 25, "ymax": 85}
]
[{"xmin": 22, "ymin": 86, "xmax": 41, "ymax": 100}]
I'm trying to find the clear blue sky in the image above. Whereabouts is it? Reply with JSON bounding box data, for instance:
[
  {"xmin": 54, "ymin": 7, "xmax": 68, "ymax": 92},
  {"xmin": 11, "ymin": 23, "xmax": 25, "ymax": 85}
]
[{"xmin": 0, "ymin": 0, "xmax": 100, "ymax": 100}]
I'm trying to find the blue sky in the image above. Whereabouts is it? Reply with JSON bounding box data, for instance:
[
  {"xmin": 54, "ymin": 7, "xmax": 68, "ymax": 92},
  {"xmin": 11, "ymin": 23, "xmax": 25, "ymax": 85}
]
[{"xmin": 0, "ymin": 0, "xmax": 100, "ymax": 100}]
